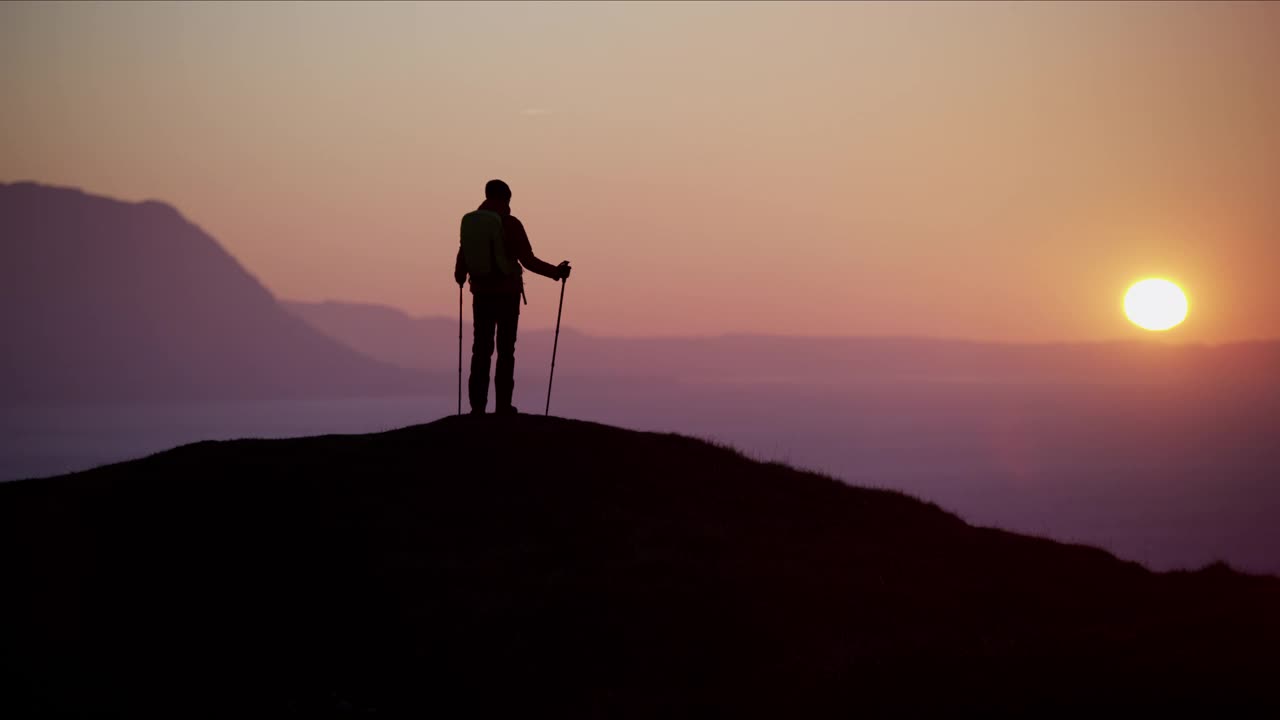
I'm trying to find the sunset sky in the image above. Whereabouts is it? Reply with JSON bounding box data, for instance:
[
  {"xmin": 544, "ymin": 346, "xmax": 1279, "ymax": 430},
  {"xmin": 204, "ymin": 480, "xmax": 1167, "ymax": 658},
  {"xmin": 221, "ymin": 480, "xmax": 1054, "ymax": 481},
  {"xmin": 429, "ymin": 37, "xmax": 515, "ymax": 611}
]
[{"xmin": 3, "ymin": 1, "xmax": 1278, "ymax": 342}]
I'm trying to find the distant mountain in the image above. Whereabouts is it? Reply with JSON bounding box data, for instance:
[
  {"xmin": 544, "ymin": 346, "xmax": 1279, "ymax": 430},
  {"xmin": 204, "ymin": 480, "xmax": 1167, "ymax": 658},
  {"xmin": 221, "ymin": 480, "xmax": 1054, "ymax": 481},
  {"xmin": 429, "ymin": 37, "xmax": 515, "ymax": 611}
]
[
  {"xmin": 286, "ymin": 299, "xmax": 1280, "ymax": 386},
  {"xmin": 283, "ymin": 300, "xmax": 459, "ymax": 373},
  {"xmin": 2, "ymin": 415, "xmax": 1276, "ymax": 714},
  {"xmin": 0, "ymin": 183, "xmax": 434, "ymax": 404}
]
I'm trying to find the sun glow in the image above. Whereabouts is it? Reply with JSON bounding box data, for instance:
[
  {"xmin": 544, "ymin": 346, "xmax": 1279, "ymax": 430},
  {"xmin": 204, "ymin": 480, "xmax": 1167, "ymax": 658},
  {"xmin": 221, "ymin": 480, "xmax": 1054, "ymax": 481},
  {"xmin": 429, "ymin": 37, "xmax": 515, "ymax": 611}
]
[{"xmin": 1124, "ymin": 279, "xmax": 1188, "ymax": 331}]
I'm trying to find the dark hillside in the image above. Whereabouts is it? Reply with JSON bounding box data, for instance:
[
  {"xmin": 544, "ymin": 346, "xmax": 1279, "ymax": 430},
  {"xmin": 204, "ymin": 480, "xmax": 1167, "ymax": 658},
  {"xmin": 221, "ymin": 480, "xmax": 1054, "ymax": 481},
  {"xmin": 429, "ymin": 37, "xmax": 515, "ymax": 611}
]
[{"xmin": 2, "ymin": 416, "xmax": 1276, "ymax": 714}]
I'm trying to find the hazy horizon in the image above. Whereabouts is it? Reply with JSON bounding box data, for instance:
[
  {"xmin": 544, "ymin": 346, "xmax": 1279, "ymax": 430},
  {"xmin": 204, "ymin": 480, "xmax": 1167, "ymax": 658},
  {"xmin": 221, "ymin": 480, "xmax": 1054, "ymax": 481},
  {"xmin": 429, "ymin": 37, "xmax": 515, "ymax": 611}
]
[{"xmin": 284, "ymin": 295, "xmax": 1280, "ymax": 346}]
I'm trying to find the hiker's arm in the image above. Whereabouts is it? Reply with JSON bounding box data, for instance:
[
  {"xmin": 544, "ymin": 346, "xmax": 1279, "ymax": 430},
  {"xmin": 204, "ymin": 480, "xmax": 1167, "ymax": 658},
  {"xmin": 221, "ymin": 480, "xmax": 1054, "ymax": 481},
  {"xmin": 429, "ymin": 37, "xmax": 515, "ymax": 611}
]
[
  {"xmin": 508, "ymin": 217, "xmax": 561, "ymax": 280},
  {"xmin": 454, "ymin": 247, "xmax": 467, "ymax": 286}
]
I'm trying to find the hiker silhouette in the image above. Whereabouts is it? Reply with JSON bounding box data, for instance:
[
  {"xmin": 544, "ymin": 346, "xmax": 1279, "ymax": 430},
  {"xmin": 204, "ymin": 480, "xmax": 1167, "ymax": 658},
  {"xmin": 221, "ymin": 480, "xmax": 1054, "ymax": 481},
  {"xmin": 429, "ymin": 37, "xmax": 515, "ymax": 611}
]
[{"xmin": 455, "ymin": 179, "xmax": 570, "ymax": 415}]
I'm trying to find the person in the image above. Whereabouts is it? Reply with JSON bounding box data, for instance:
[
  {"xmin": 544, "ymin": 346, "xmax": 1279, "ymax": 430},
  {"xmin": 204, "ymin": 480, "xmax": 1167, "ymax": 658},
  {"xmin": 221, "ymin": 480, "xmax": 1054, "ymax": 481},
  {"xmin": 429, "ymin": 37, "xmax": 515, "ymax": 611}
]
[{"xmin": 455, "ymin": 179, "xmax": 570, "ymax": 415}]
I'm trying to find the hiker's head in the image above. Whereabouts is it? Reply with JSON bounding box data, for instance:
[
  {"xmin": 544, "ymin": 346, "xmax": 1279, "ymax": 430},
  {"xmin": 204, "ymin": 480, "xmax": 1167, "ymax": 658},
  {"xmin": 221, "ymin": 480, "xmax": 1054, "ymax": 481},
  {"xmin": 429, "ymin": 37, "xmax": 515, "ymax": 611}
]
[{"xmin": 485, "ymin": 179, "xmax": 512, "ymax": 203}]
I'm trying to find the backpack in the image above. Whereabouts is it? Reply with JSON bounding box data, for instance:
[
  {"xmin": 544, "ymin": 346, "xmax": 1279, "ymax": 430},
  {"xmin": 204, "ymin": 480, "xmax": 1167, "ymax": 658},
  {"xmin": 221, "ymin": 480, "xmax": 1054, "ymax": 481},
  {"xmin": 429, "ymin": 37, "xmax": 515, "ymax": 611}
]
[{"xmin": 459, "ymin": 210, "xmax": 520, "ymax": 278}]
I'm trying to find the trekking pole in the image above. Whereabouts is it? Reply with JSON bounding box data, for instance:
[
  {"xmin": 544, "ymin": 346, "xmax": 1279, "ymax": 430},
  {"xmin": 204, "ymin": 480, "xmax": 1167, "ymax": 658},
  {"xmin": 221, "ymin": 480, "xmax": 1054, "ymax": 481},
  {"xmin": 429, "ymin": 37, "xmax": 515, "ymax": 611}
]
[
  {"xmin": 545, "ymin": 277, "xmax": 566, "ymax": 416},
  {"xmin": 457, "ymin": 283, "xmax": 463, "ymax": 416}
]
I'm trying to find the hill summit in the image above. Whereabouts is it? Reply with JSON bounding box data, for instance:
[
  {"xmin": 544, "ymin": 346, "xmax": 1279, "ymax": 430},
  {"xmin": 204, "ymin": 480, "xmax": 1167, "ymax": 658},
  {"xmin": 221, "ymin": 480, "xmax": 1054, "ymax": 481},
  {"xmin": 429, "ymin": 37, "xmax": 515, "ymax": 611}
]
[{"xmin": 3, "ymin": 415, "xmax": 1276, "ymax": 714}]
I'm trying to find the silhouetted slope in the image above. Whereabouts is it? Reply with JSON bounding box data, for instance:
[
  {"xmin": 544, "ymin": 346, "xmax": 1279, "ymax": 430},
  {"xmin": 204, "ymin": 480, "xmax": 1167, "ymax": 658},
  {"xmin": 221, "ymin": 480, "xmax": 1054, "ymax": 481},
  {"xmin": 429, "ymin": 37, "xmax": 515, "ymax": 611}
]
[
  {"xmin": 0, "ymin": 183, "xmax": 432, "ymax": 404},
  {"xmin": 2, "ymin": 416, "xmax": 1276, "ymax": 714}
]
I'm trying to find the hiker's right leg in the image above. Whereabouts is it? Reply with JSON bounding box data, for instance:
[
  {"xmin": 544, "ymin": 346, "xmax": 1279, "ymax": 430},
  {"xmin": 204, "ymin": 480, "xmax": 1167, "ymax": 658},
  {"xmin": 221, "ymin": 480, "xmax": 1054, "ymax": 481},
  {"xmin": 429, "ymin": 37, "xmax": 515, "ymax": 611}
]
[
  {"xmin": 493, "ymin": 292, "xmax": 521, "ymax": 412},
  {"xmin": 469, "ymin": 294, "xmax": 497, "ymax": 413}
]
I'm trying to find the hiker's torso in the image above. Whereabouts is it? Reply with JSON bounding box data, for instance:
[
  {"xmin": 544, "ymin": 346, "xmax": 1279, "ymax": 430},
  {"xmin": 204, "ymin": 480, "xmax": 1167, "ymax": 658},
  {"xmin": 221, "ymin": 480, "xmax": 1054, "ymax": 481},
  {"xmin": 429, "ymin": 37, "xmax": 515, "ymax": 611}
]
[{"xmin": 460, "ymin": 207, "xmax": 524, "ymax": 295}]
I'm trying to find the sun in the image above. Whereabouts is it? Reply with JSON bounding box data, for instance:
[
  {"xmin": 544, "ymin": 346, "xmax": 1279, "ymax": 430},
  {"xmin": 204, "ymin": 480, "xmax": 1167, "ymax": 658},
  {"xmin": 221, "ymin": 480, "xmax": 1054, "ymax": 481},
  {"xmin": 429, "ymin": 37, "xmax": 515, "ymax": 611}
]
[{"xmin": 1124, "ymin": 278, "xmax": 1188, "ymax": 331}]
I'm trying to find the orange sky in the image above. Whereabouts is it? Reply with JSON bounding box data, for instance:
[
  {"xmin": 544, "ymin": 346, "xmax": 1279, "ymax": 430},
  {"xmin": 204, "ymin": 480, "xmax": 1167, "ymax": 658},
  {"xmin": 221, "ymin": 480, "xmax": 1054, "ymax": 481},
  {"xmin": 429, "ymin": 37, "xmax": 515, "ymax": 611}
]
[{"xmin": 3, "ymin": 1, "xmax": 1278, "ymax": 341}]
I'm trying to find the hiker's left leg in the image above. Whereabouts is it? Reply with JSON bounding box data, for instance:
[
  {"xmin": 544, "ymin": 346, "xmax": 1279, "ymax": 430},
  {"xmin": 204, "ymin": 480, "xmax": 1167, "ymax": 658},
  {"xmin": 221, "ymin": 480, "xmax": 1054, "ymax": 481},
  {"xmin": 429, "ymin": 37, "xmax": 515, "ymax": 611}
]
[{"xmin": 493, "ymin": 292, "xmax": 521, "ymax": 411}]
